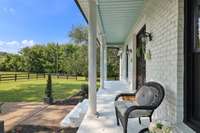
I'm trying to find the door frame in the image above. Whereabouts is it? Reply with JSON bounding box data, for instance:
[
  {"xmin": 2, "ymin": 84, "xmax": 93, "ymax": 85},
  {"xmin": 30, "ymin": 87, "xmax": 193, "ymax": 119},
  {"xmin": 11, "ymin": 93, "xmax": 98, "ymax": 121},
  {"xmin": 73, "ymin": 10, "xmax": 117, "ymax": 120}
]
[
  {"xmin": 136, "ymin": 25, "xmax": 146, "ymax": 90},
  {"xmin": 184, "ymin": 0, "xmax": 200, "ymax": 131},
  {"xmin": 126, "ymin": 45, "xmax": 129, "ymax": 79}
]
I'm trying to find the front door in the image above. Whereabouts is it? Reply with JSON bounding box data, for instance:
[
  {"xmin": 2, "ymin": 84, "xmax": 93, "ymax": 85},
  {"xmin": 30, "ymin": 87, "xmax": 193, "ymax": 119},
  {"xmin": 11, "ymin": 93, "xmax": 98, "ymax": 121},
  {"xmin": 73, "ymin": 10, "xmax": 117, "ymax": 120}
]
[
  {"xmin": 136, "ymin": 26, "xmax": 146, "ymax": 90},
  {"xmin": 185, "ymin": 0, "xmax": 200, "ymax": 131}
]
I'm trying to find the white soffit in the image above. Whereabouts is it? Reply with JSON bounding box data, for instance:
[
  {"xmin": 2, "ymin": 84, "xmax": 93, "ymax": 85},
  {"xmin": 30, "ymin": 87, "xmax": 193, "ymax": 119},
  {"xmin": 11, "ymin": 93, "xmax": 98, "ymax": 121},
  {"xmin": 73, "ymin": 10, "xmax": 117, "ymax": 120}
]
[{"xmin": 76, "ymin": 0, "xmax": 144, "ymax": 45}]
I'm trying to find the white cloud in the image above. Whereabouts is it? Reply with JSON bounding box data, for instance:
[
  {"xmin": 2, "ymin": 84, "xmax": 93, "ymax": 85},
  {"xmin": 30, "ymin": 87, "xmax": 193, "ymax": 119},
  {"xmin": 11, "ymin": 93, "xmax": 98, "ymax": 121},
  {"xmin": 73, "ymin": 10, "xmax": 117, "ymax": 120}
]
[
  {"xmin": 1, "ymin": 7, "xmax": 16, "ymax": 15},
  {"xmin": 8, "ymin": 8, "xmax": 15, "ymax": 14},
  {"xmin": 21, "ymin": 40, "xmax": 35, "ymax": 47},
  {"xmin": 0, "ymin": 40, "xmax": 35, "ymax": 54},
  {"xmin": 6, "ymin": 41, "xmax": 20, "ymax": 45}
]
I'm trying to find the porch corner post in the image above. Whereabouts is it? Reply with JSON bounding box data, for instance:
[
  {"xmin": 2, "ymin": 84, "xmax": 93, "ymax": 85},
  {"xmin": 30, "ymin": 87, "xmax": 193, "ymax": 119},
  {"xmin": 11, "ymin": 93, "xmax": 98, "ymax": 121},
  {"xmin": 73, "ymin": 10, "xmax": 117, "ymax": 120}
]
[
  {"xmin": 104, "ymin": 45, "xmax": 107, "ymax": 80},
  {"xmin": 100, "ymin": 43, "xmax": 104, "ymax": 89},
  {"xmin": 88, "ymin": 0, "xmax": 97, "ymax": 115}
]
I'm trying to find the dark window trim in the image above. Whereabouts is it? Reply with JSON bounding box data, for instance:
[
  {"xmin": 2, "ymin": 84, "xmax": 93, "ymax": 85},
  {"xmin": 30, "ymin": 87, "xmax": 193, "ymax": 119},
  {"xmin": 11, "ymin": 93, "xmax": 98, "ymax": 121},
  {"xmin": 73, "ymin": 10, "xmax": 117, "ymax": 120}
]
[
  {"xmin": 126, "ymin": 45, "xmax": 129, "ymax": 79},
  {"xmin": 74, "ymin": 0, "xmax": 88, "ymax": 23},
  {"xmin": 184, "ymin": 0, "xmax": 200, "ymax": 132}
]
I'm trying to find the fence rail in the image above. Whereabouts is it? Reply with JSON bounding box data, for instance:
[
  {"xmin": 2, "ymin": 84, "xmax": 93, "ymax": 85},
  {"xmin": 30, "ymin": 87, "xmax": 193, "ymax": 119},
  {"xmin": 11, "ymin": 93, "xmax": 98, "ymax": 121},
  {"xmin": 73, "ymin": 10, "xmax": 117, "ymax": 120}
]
[
  {"xmin": 56, "ymin": 74, "xmax": 78, "ymax": 80},
  {"xmin": 0, "ymin": 73, "xmax": 46, "ymax": 82},
  {"xmin": 0, "ymin": 72, "xmax": 119, "ymax": 82},
  {"xmin": 0, "ymin": 73, "xmax": 80, "ymax": 82}
]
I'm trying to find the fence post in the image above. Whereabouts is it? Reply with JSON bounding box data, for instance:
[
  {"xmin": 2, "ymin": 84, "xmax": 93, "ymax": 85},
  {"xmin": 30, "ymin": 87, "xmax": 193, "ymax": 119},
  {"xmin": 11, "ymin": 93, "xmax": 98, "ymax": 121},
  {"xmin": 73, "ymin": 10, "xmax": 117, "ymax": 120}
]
[
  {"xmin": 76, "ymin": 75, "xmax": 77, "ymax": 80},
  {"xmin": 28, "ymin": 73, "xmax": 30, "ymax": 79},
  {"xmin": 0, "ymin": 121, "xmax": 4, "ymax": 133},
  {"xmin": 36, "ymin": 73, "xmax": 38, "ymax": 79},
  {"xmin": 44, "ymin": 73, "xmax": 46, "ymax": 78},
  {"xmin": 0, "ymin": 75, "xmax": 1, "ymax": 81},
  {"xmin": 14, "ymin": 74, "xmax": 17, "ymax": 81}
]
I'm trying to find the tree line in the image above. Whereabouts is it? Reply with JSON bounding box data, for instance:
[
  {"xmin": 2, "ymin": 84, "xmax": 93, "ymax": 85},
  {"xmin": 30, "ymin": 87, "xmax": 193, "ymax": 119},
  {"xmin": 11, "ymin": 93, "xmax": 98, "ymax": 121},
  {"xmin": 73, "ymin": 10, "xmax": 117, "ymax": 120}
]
[
  {"xmin": 0, "ymin": 43, "xmax": 119, "ymax": 77},
  {"xmin": 0, "ymin": 25, "xmax": 119, "ymax": 77}
]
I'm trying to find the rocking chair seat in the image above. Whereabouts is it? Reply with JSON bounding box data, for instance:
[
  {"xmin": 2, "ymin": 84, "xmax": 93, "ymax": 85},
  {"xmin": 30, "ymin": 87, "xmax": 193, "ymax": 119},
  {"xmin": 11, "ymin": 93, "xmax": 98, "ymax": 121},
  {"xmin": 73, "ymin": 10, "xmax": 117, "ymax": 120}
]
[
  {"xmin": 114, "ymin": 82, "xmax": 165, "ymax": 133},
  {"xmin": 114, "ymin": 101, "xmax": 152, "ymax": 118}
]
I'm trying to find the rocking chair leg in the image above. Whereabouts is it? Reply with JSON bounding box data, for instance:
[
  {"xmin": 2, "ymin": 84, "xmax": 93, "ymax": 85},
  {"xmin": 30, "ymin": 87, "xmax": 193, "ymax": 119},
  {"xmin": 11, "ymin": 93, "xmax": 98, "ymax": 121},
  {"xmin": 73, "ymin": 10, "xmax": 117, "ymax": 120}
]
[
  {"xmin": 149, "ymin": 116, "xmax": 152, "ymax": 122},
  {"xmin": 139, "ymin": 117, "xmax": 141, "ymax": 125},
  {"xmin": 115, "ymin": 108, "xmax": 120, "ymax": 126},
  {"xmin": 123, "ymin": 118, "xmax": 128, "ymax": 133}
]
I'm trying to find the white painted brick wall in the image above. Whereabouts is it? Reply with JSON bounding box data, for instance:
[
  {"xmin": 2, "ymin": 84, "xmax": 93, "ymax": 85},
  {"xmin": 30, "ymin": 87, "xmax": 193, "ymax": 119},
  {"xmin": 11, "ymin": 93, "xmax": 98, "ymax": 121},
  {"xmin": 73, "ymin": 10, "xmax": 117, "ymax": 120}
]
[
  {"xmin": 144, "ymin": 0, "xmax": 179, "ymax": 123},
  {"xmin": 123, "ymin": 0, "xmax": 195, "ymax": 132}
]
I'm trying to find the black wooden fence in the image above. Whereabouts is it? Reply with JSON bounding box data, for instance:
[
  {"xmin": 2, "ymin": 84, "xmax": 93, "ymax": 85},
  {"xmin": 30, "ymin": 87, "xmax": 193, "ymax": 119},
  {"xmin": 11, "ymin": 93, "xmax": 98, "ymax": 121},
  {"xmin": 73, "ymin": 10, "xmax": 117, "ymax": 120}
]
[
  {"xmin": 56, "ymin": 73, "xmax": 78, "ymax": 80},
  {"xmin": 0, "ymin": 73, "xmax": 80, "ymax": 82},
  {"xmin": 0, "ymin": 73, "xmax": 46, "ymax": 82},
  {"xmin": 0, "ymin": 72, "xmax": 118, "ymax": 82}
]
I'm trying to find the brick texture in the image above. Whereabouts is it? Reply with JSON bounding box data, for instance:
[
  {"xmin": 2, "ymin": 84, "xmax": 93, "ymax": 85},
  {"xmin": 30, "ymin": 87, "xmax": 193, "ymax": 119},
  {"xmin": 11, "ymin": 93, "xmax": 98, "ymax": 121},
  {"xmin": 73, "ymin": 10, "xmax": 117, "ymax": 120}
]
[{"xmin": 122, "ymin": 0, "xmax": 195, "ymax": 132}]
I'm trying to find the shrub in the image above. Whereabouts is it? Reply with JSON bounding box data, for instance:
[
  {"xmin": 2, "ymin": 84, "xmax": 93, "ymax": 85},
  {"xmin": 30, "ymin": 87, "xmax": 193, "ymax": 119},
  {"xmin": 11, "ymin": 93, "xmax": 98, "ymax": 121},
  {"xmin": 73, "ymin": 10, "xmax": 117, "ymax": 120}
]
[
  {"xmin": 44, "ymin": 74, "xmax": 53, "ymax": 104},
  {"xmin": 80, "ymin": 84, "xmax": 88, "ymax": 98}
]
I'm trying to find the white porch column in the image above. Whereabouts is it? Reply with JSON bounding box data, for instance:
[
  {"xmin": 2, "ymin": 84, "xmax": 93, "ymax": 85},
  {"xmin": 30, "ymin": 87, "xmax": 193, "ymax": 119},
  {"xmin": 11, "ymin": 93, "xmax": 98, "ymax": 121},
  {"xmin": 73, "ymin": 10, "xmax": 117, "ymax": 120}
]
[
  {"xmin": 104, "ymin": 45, "xmax": 107, "ymax": 80},
  {"xmin": 100, "ymin": 43, "xmax": 104, "ymax": 89},
  {"xmin": 88, "ymin": 0, "xmax": 96, "ymax": 115}
]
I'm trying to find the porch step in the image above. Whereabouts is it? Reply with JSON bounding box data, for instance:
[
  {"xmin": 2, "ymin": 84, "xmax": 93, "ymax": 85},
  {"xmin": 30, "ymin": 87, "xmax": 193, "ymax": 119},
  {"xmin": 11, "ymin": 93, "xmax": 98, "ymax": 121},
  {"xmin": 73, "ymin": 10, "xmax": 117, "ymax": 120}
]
[{"xmin": 60, "ymin": 99, "xmax": 88, "ymax": 128}]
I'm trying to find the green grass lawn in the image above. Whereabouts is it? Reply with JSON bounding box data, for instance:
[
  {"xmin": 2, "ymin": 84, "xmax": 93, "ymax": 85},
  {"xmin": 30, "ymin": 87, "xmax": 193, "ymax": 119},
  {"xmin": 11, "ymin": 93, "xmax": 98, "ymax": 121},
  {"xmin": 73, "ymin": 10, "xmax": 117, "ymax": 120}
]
[{"xmin": 0, "ymin": 77, "xmax": 91, "ymax": 102}]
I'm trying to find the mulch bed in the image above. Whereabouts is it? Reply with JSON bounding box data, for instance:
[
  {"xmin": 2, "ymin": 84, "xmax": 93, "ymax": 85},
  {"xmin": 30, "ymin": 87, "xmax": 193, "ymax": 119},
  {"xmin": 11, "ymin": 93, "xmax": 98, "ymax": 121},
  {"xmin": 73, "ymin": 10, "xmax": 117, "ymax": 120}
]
[
  {"xmin": 12, "ymin": 125, "xmax": 78, "ymax": 133},
  {"xmin": 54, "ymin": 90, "xmax": 88, "ymax": 106}
]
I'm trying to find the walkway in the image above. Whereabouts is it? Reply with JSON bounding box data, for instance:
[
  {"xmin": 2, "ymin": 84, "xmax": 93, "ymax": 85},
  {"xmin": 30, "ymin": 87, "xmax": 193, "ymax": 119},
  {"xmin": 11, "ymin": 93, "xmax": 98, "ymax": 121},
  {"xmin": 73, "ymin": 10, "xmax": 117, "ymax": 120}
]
[{"xmin": 0, "ymin": 102, "xmax": 75, "ymax": 132}]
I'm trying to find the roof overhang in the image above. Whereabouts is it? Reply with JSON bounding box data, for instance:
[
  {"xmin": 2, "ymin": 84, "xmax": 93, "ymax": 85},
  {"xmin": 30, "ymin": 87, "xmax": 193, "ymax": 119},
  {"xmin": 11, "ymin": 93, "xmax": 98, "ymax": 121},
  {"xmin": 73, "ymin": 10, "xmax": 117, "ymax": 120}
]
[{"xmin": 75, "ymin": 0, "xmax": 144, "ymax": 46}]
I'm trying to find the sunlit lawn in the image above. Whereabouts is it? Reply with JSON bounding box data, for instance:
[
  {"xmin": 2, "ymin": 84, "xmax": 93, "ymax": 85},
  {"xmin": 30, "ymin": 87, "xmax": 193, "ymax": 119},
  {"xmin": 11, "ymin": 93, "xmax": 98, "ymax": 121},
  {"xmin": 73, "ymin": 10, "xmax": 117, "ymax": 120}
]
[{"xmin": 0, "ymin": 77, "xmax": 94, "ymax": 102}]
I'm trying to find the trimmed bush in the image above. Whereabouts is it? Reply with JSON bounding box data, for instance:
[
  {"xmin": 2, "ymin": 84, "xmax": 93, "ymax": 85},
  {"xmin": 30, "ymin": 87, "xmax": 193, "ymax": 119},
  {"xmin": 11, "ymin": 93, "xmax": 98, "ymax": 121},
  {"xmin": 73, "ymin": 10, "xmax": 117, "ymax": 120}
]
[
  {"xmin": 44, "ymin": 74, "xmax": 53, "ymax": 104},
  {"xmin": 80, "ymin": 84, "xmax": 88, "ymax": 98}
]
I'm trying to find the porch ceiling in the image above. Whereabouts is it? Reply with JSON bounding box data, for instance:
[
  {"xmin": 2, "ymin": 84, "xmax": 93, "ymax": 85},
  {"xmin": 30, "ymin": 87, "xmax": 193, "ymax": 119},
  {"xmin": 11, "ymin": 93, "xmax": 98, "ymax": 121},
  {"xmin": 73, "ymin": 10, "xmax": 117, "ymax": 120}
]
[{"xmin": 75, "ymin": 0, "xmax": 144, "ymax": 45}]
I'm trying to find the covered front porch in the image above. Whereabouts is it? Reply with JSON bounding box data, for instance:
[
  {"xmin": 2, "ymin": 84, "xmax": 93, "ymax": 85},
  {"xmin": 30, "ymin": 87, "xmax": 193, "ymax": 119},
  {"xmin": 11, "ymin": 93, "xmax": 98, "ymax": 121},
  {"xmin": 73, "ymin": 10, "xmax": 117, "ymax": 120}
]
[
  {"xmin": 74, "ymin": 0, "xmax": 197, "ymax": 132},
  {"xmin": 77, "ymin": 81, "xmax": 149, "ymax": 133}
]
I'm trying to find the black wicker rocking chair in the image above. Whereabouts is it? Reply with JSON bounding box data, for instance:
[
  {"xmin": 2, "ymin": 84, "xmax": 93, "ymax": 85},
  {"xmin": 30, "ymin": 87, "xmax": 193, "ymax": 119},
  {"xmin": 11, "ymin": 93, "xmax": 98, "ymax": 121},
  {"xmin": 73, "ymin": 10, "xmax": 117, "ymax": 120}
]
[{"xmin": 114, "ymin": 82, "xmax": 165, "ymax": 133}]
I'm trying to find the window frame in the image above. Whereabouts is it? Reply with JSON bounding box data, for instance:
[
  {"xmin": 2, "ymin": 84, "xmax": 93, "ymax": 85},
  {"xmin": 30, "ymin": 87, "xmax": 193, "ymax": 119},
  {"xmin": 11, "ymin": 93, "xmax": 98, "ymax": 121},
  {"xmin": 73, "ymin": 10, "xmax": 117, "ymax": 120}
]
[{"xmin": 184, "ymin": 0, "xmax": 200, "ymax": 131}]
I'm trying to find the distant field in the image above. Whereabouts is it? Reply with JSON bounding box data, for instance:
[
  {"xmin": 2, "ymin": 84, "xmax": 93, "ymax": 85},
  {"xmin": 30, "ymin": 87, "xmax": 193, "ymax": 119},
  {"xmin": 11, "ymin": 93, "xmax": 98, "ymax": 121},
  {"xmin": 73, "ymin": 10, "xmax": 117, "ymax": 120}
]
[{"xmin": 0, "ymin": 77, "xmax": 89, "ymax": 102}]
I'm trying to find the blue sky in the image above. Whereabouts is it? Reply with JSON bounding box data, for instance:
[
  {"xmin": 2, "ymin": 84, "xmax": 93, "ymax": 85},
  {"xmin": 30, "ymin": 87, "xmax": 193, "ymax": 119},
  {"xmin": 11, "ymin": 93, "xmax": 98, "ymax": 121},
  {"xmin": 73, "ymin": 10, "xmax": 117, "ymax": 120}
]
[{"xmin": 0, "ymin": 0, "xmax": 86, "ymax": 53}]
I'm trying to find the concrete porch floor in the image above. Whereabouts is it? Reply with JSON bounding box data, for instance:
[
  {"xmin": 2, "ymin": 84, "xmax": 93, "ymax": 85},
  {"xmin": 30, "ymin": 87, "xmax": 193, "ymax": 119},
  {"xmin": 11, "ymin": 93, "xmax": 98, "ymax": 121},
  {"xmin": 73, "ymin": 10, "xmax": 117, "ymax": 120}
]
[{"xmin": 77, "ymin": 81, "xmax": 150, "ymax": 133}]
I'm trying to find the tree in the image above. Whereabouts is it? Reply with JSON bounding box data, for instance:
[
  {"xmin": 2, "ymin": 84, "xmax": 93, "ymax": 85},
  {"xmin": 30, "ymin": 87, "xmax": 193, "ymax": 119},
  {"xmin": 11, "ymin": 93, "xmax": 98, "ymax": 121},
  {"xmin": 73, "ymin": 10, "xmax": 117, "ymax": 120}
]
[
  {"xmin": 20, "ymin": 45, "xmax": 46, "ymax": 73},
  {"xmin": 0, "ymin": 44, "xmax": 119, "ymax": 79},
  {"xmin": 43, "ymin": 43, "xmax": 61, "ymax": 73},
  {"xmin": 1, "ymin": 54, "xmax": 24, "ymax": 72},
  {"xmin": 68, "ymin": 25, "xmax": 88, "ymax": 45},
  {"xmin": 107, "ymin": 48, "xmax": 120, "ymax": 78}
]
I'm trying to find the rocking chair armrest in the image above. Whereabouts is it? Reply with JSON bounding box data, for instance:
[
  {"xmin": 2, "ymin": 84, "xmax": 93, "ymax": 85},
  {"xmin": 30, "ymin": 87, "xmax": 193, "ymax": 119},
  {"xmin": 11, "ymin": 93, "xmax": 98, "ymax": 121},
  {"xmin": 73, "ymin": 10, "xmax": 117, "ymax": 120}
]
[
  {"xmin": 125, "ymin": 105, "xmax": 156, "ymax": 116},
  {"xmin": 115, "ymin": 93, "xmax": 136, "ymax": 101}
]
